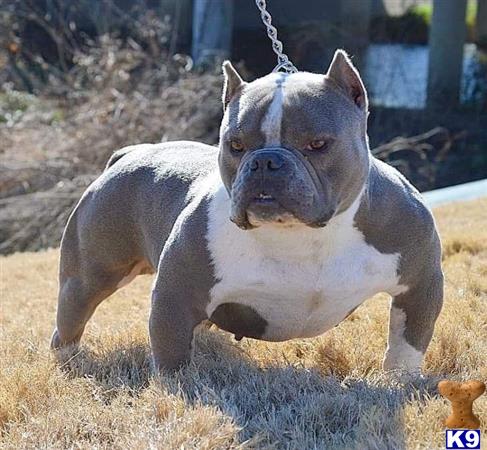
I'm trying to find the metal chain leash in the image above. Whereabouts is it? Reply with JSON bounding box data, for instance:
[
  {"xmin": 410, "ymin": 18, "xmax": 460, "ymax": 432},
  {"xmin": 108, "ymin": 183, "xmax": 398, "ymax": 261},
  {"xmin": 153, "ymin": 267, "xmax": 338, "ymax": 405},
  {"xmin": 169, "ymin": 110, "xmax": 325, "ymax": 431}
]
[{"xmin": 254, "ymin": 0, "xmax": 298, "ymax": 74}]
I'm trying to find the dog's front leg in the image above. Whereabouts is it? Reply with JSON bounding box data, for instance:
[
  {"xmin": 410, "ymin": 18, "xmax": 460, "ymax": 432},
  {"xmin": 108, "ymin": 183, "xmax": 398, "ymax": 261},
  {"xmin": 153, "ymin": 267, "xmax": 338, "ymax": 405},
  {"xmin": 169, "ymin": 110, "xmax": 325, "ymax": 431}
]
[
  {"xmin": 149, "ymin": 201, "xmax": 214, "ymax": 372},
  {"xmin": 149, "ymin": 285, "xmax": 206, "ymax": 372},
  {"xmin": 383, "ymin": 269, "xmax": 443, "ymax": 374}
]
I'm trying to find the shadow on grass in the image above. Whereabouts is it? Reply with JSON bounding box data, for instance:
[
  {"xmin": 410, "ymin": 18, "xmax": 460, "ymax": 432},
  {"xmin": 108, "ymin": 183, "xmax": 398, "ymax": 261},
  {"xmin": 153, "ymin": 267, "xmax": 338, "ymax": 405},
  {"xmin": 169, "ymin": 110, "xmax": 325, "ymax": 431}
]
[
  {"xmin": 56, "ymin": 341, "xmax": 152, "ymax": 394},
  {"xmin": 55, "ymin": 330, "xmax": 440, "ymax": 449}
]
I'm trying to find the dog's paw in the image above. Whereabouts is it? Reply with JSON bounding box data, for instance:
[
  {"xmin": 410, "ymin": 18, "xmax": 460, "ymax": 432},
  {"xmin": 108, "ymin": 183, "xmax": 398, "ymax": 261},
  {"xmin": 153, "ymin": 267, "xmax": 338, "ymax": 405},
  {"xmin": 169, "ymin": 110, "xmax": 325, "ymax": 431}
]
[
  {"xmin": 383, "ymin": 367, "xmax": 425, "ymax": 386},
  {"xmin": 50, "ymin": 329, "xmax": 62, "ymax": 350}
]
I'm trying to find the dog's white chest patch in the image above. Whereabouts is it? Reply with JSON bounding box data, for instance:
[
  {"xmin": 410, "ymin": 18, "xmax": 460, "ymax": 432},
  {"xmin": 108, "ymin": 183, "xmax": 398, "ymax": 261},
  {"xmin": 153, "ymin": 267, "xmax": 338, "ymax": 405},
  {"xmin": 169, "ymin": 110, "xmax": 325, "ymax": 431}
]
[{"xmin": 206, "ymin": 183, "xmax": 406, "ymax": 341}]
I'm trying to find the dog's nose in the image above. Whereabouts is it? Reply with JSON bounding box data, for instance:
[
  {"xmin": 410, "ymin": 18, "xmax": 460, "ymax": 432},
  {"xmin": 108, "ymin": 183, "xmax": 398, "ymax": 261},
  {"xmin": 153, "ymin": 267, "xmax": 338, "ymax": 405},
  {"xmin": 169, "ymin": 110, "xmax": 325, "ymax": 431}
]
[{"xmin": 249, "ymin": 152, "xmax": 284, "ymax": 172}]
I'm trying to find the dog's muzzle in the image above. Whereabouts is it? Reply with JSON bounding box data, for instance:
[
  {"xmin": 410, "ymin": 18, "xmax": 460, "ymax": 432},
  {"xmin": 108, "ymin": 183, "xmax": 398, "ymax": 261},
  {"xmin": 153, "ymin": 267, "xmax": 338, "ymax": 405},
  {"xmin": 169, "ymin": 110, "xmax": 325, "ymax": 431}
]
[{"xmin": 229, "ymin": 147, "xmax": 327, "ymax": 229}]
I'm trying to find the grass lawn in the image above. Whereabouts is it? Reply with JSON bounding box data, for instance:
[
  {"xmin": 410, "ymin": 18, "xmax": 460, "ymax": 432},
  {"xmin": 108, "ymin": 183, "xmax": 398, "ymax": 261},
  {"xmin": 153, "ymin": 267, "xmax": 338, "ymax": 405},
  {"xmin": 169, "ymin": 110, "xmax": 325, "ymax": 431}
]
[{"xmin": 1, "ymin": 198, "xmax": 486, "ymax": 449}]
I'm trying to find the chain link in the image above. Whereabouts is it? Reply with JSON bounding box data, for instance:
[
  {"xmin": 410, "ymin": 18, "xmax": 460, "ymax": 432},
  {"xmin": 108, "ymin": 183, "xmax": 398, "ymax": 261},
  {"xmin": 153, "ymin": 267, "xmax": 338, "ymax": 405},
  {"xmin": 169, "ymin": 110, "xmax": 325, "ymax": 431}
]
[{"xmin": 254, "ymin": 0, "xmax": 298, "ymax": 74}]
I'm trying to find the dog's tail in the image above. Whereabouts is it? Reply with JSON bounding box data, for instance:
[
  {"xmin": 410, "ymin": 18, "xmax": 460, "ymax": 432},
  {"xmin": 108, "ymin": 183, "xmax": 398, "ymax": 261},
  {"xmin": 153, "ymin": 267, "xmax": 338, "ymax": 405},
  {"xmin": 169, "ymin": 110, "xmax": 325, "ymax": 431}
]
[{"xmin": 104, "ymin": 147, "xmax": 135, "ymax": 170}]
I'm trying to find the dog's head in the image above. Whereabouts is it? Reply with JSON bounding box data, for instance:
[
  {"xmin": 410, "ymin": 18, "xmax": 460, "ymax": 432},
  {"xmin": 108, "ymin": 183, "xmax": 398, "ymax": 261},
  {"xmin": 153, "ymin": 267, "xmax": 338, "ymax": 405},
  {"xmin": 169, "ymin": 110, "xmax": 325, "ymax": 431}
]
[{"xmin": 218, "ymin": 50, "xmax": 371, "ymax": 230}]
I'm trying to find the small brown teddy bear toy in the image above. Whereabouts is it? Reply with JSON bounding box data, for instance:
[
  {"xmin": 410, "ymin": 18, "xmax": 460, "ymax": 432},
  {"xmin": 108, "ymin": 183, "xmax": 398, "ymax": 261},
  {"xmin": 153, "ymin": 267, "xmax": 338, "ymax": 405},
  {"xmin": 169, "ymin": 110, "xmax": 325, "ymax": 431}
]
[{"xmin": 438, "ymin": 380, "xmax": 486, "ymax": 429}]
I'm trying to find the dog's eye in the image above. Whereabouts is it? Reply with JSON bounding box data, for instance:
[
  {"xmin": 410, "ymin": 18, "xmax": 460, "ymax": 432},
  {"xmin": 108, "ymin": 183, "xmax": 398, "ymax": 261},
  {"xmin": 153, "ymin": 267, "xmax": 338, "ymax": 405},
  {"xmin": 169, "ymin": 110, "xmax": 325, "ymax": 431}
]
[
  {"xmin": 230, "ymin": 140, "xmax": 244, "ymax": 152},
  {"xmin": 307, "ymin": 140, "xmax": 328, "ymax": 151}
]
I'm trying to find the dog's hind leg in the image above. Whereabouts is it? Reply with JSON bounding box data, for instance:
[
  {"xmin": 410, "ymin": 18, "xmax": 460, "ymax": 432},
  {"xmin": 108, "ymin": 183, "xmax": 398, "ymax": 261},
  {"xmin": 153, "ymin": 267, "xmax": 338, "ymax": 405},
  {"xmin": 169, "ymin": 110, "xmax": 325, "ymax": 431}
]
[
  {"xmin": 51, "ymin": 260, "xmax": 154, "ymax": 349},
  {"xmin": 51, "ymin": 269, "xmax": 121, "ymax": 349},
  {"xmin": 50, "ymin": 203, "xmax": 152, "ymax": 350}
]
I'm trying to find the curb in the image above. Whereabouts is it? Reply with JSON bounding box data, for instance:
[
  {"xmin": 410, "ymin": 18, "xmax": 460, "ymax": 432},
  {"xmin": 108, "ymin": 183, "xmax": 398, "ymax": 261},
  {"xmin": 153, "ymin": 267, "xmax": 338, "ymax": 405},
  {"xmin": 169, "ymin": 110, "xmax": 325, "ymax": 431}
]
[{"xmin": 423, "ymin": 179, "xmax": 487, "ymax": 208}]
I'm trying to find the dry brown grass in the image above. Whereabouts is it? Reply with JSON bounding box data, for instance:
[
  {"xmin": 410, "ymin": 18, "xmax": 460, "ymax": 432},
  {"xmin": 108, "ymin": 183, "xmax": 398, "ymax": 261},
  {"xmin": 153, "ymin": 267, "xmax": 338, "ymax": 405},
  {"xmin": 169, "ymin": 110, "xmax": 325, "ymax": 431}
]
[{"xmin": 1, "ymin": 198, "xmax": 486, "ymax": 449}]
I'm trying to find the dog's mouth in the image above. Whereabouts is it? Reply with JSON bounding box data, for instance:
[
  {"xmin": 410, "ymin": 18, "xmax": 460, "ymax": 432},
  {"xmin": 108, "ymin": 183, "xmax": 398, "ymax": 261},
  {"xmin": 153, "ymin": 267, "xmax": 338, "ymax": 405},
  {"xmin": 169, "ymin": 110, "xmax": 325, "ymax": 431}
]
[
  {"xmin": 230, "ymin": 193, "xmax": 334, "ymax": 230},
  {"xmin": 247, "ymin": 194, "xmax": 288, "ymax": 221},
  {"xmin": 229, "ymin": 191, "xmax": 302, "ymax": 228},
  {"xmin": 251, "ymin": 192, "xmax": 277, "ymax": 204}
]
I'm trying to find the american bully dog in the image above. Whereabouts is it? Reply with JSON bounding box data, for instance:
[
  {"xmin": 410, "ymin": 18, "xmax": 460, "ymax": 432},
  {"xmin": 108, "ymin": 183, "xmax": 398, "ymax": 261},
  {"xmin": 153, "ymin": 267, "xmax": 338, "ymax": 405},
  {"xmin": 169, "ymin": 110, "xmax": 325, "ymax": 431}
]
[{"xmin": 51, "ymin": 50, "xmax": 443, "ymax": 373}]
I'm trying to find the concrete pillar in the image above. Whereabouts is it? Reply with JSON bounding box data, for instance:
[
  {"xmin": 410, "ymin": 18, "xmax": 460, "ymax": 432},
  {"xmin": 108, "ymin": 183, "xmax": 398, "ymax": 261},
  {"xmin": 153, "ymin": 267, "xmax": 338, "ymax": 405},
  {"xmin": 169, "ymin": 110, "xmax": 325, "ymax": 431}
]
[
  {"xmin": 340, "ymin": 0, "xmax": 371, "ymax": 70},
  {"xmin": 476, "ymin": 0, "xmax": 487, "ymax": 47},
  {"xmin": 427, "ymin": 0, "xmax": 467, "ymax": 110},
  {"xmin": 192, "ymin": 0, "xmax": 234, "ymax": 68}
]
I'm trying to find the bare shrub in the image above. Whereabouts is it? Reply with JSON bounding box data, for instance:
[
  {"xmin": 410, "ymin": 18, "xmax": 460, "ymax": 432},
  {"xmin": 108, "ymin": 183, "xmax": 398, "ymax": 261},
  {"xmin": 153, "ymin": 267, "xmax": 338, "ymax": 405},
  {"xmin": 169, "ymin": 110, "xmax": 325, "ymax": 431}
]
[{"xmin": 0, "ymin": 3, "xmax": 224, "ymax": 254}]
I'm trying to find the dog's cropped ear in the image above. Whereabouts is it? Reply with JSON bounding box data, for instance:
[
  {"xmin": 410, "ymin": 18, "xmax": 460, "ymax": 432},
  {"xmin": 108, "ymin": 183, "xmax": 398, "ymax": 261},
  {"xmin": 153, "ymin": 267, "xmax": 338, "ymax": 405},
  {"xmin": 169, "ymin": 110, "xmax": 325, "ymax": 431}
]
[
  {"xmin": 326, "ymin": 49, "xmax": 368, "ymax": 111},
  {"xmin": 222, "ymin": 61, "xmax": 246, "ymax": 110}
]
